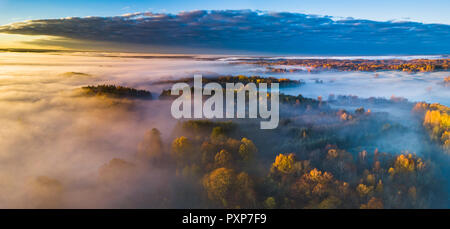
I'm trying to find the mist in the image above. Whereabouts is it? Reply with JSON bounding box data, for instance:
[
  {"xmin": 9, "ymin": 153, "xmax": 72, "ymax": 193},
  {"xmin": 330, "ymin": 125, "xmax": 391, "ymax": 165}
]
[{"xmin": 0, "ymin": 52, "xmax": 448, "ymax": 208}]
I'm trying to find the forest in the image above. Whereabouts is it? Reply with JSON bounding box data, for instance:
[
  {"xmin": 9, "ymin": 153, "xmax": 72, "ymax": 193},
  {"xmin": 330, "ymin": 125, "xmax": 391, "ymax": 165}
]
[
  {"xmin": 82, "ymin": 85, "xmax": 153, "ymax": 100},
  {"xmin": 237, "ymin": 58, "xmax": 450, "ymax": 73},
  {"xmin": 79, "ymin": 76, "xmax": 450, "ymax": 209}
]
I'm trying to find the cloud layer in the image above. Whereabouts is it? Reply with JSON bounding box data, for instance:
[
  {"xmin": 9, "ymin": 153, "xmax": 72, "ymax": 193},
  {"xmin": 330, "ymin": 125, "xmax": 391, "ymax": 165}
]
[{"xmin": 1, "ymin": 10, "xmax": 449, "ymax": 54}]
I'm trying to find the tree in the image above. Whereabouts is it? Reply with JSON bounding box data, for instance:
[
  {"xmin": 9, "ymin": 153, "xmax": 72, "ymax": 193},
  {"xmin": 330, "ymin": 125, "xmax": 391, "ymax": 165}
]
[
  {"xmin": 360, "ymin": 197, "xmax": 383, "ymax": 209},
  {"xmin": 290, "ymin": 168, "xmax": 335, "ymax": 206},
  {"xmin": 264, "ymin": 197, "xmax": 276, "ymax": 209},
  {"xmin": 356, "ymin": 184, "xmax": 373, "ymax": 197},
  {"xmin": 137, "ymin": 128, "xmax": 163, "ymax": 162},
  {"xmin": 318, "ymin": 196, "xmax": 341, "ymax": 209},
  {"xmin": 225, "ymin": 138, "xmax": 241, "ymax": 155},
  {"xmin": 235, "ymin": 172, "xmax": 256, "ymax": 208},
  {"xmin": 211, "ymin": 126, "xmax": 227, "ymax": 141},
  {"xmin": 214, "ymin": 149, "xmax": 233, "ymax": 168},
  {"xmin": 355, "ymin": 107, "xmax": 365, "ymax": 114},
  {"xmin": 238, "ymin": 138, "xmax": 257, "ymax": 162},
  {"xmin": 394, "ymin": 154, "xmax": 416, "ymax": 173},
  {"xmin": 203, "ymin": 168, "xmax": 234, "ymax": 207},
  {"xmin": 201, "ymin": 140, "xmax": 219, "ymax": 168},
  {"xmin": 171, "ymin": 136, "xmax": 194, "ymax": 164},
  {"xmin": 271, "ymin": 153, "xmax": 296, "ymax": 174}
]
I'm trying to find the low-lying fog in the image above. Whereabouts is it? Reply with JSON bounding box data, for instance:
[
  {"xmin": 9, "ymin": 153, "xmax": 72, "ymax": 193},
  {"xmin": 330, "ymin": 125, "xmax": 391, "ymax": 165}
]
[
  {"xmin": 279, "ymin": 71, "xmax": 450, "ymax": 106},
  {"xmin": 0, "ymin": 52, "xmax": 448, "ymax": 208}
]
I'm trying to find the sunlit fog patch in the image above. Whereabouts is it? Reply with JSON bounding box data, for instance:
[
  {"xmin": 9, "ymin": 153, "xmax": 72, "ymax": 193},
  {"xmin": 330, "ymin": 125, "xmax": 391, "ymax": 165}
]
[{"xmin": 0, "ymin": 53, "xmax": 189, "ymax": 207}]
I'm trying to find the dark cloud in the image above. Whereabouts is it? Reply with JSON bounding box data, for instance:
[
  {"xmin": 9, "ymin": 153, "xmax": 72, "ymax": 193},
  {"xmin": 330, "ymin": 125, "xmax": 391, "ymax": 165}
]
[{"xmin": 1, "ymin": 10, "xmax": 449, "ymax": 54}]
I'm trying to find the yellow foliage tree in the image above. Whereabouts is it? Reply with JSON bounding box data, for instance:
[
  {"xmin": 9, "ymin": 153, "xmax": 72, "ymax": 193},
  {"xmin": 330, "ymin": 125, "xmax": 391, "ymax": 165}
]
[
  {"xmin": 171, "ymin": 136, "xmax": 193, "ymax": 163},
  {"xmin": 360, "ymin": 197, "xmax": 383, "ymax": 209},
  {"xmin": 264, "ymin": 197, "xmax": 276, "ymax": 209},
  {"xmin": 356, "ymin": 184, "xmax": 373, "ymax": 197},
  {"xmin": 394, "ymin": 154, "xmax": 416, "ymax": 172},
  {"xmin": 215, "ymin": 149, "xmax": 233, "ymax": 168},
  {"xmin": 238, "ymin": 138, "xmax": 257, "ymax": 162},
  {"xmin": 272, "ymin": 153, "xmax": 296, "ymax": 174},
  {"xmin": 203, "ymin": 167, "xmax": 234, "ymax": 207}
]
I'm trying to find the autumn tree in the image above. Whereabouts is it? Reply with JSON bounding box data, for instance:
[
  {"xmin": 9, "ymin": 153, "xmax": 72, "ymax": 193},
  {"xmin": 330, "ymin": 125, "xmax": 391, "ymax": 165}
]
[
  {"xmin": 290, "ymin": 168, "xmax": 338, "ymax": 208},
  {"xmin": 211, "ymin": 126, "xmax": 227, "ymax": 142},
  {"xmin": 215, "ymin": 149, "xmax": 233, "ymax": 168},
  {"xmin": 171, "ymin": 136, "xmax": 195, "ymax": 165},
  {"xmin": 238, "ymin": 138, "xmax": 257, "ymax": 162},
  {"xmin": 234, "ymin": 172, "xmax": 256, "ymax": 208},
  {"xmin": 201, "ymin": 140, "xmax": 220, "ymax": 169},
  {"xmin": 203, "ymin": 167, "xmax": 234, "ymax": 207},
  {"xmin": 360, "ymin": 197, "xmax": 383, "ymax": 209},
  {"xmin": 264, "ymin": 197, "xmax": 276, "ymax": 209},
  {"xmin": 271, "ymin": 153, "xmax": 297, "ymax": 174}
]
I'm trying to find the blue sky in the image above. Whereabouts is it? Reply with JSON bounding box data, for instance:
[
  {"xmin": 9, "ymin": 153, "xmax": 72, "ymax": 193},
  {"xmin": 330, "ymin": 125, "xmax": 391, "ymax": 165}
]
[
  {"xmin": 0, "ymin": 0, "xmax": 449, "ymax": 54},
  {"xmin": 1, "ymin": 0, "xmax": 449, "ymax": 25}
]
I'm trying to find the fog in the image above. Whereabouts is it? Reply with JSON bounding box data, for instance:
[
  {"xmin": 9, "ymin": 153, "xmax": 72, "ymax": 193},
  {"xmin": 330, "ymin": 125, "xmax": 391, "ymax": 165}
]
[
  {"xmin": 220, "ymin": 57, "xmax": 450, "ymax": 106},
  {"xmin": 0, "ymin": 52, "xmax": 448, "ymax": 208},
  {"xmin": 280, "ymin": 71, "xmax": 450, "ymax": 106}
]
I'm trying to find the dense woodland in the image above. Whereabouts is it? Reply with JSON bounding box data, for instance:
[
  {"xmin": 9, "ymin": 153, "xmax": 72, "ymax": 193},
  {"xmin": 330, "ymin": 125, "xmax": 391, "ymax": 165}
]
[
  {"xmin": 153, "ymin": 75, "xmax": 302, "ymax": 86},
  {"xmin": 237, "ymin": 58, "xmax": 450, "ymax": 73},
  {"xmin": 65, "ymin": 72, "xmax": 450, "ymax": 209},
  {"xmin": 92, "ymin": 81, "xmax": 448, "ymax": 208},
  {"xmin": 414, "ymin": 102, "xmax": 450, "ymax": 153},
  {"xmin": 82, "ymin": 85, "xmax": 153, "ymax": 100}
]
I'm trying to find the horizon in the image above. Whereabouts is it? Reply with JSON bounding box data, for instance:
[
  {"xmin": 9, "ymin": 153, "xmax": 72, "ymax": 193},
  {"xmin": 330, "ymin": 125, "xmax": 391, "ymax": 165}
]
[{"xmin": 1, "ymin": 48, "xmax": 449, "ymax": 58}]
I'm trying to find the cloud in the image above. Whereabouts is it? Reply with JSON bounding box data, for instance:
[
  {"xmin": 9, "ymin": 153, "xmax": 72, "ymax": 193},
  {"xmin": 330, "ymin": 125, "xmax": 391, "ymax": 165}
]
[{"xmin": 0, "ymin": 10, "xmax": 449, "ymax": 54}]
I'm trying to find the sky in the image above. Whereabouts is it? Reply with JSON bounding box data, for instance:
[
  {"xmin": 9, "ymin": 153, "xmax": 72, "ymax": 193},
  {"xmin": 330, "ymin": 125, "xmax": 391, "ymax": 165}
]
[
  {"xmin": 0, "ymin": 0, "xmax": 449, "ymax": 54},
  {"xmin": 1, "ymin": 0, "xmax": 450, "ymax": 25}
]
